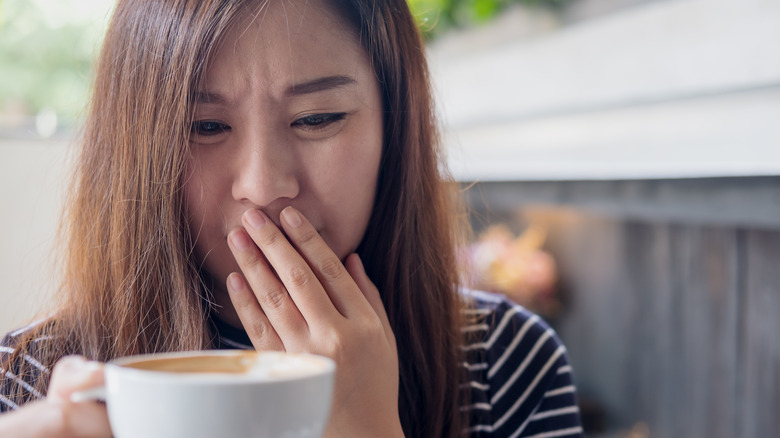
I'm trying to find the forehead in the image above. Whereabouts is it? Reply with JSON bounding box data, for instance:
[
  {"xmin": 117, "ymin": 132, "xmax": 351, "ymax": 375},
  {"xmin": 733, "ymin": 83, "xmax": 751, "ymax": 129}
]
[{"xmin": 203, "ymin": 0, "xmax": 367, "ymax": 96}]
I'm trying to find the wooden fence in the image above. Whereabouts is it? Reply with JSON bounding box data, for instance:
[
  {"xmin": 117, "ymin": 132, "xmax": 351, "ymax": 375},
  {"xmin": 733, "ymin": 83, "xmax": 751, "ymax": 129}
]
[{"xmin": 463, "ymin": 176, "xmax": 780, "ymax": 437}]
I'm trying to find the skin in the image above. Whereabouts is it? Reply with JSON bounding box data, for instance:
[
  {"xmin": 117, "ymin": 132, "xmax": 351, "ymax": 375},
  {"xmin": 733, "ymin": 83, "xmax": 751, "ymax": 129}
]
[
  {"xmin": 0, "ymin": 1, "xmax": 400, "ymax": 436},
  {"xmin": 187, "ymin": 1, "xmax": 403, "ymax": 437},
  {"xmin": 0, "ymin": 357, "xmax": 110, "ymax": 438},
  {"xmin": 184, "ymin": 0, "xmax": 384, "ymax": 332}
]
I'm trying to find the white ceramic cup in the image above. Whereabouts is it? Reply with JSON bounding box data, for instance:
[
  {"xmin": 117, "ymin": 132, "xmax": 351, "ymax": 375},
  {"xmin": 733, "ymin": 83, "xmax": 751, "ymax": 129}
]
[{"xmin": 74, "ymin": 350, "xmax": 335, "ymax": 438}]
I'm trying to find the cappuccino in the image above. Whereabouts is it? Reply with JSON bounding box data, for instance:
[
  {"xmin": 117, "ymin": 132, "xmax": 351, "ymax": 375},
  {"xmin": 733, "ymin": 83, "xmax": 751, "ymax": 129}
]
[
  {"xmin": 99, "ymin": 350, "xmax": 335, "ymax": 438},
  {"xmin": 122, "ymin": 350, "xmax": 328, "ymax": 380}
]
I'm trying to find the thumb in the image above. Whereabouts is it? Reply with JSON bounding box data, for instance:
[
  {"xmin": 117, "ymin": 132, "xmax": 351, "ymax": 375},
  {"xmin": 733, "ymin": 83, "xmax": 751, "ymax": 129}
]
[{"xmin": 48, "ymin": 356, "xmax": 105, "ymax": 402}]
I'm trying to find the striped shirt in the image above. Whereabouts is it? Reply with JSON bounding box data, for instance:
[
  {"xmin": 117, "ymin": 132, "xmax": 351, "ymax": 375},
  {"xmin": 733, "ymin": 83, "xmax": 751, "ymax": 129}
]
[
  {"xmin": 459, "ymin": 290, "xmax": 583, "ymax": 437},
  {"xmin": 0, "ymin": 290, "xmax": 583, "ymax": 437}
]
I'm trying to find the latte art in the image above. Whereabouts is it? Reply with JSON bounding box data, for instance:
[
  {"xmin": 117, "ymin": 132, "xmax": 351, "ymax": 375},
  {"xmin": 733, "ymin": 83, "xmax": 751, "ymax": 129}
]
[{"xmin": 122, "ymin": 351, "xmax": 328, "ymax": 380}]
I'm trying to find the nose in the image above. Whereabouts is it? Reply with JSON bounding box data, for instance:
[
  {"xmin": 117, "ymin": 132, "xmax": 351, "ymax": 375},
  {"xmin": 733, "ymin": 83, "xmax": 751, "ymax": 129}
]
[{"xmin": 231, "ymin": 129, "xmax": 300, "ymax": 208}]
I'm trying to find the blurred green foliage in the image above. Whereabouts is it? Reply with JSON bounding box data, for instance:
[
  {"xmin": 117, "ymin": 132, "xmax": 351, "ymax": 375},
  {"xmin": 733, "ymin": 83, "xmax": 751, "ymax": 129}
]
[
  {"xmin": 408, "ymin": 0, "xmax": 570, "ymax": 38},
  {"xmin": 0, "ymin": 0, "xmax": 110, "ymax": 123}
]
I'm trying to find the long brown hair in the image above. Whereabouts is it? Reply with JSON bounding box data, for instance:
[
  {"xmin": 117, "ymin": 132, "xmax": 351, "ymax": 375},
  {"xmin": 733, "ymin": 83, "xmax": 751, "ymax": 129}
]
[
  {"xmin": 343, "ymin": 1, "xmax": 471, "ymax": 436},
  {"xmin": 9, "ymin": 0, "xmax": 470, "ymax": 435}
]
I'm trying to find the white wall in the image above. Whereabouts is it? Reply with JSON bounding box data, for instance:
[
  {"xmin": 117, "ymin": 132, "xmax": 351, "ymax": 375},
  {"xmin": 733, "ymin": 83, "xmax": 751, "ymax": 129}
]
[
  {"xmin": 429, "ymin": 0, "xmax": 780, "ymax": 181},
  {"xmin": 0, "ymin": 139, "xmax": 70, "ymax": 333}
]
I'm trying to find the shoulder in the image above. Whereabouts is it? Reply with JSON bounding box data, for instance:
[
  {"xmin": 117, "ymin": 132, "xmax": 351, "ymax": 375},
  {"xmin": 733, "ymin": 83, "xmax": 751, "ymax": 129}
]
[
  {"xmin": 462, "ymin": 289, "xmax": 561, "ymax": 365},
  {"xmin": 460, "ymin": 290, "xmax": 583, "ymax": 437},
  {"xmin": 0, "ymin": 320, "xmax": 56, "ymax": 413}
]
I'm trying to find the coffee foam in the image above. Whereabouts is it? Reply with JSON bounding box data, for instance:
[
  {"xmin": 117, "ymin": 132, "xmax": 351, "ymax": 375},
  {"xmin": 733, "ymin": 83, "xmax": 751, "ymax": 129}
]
[
  {"xmin": 123, "ymin": 351, "xmax": 328, "ymax": 379},
  {"xmin": 248, "ymin": 352, "xmax": 327, "ymax": 379}
]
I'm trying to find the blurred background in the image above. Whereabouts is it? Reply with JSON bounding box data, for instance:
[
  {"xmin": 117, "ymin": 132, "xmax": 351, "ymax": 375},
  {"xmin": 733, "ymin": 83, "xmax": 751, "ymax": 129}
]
[
  {"xmin": 1, "ymin": 0, "xmax": 779, "ymax": 436},
  {"xmin": 0, "ymin": 0, "xmax": 114, "ymax": 352}
]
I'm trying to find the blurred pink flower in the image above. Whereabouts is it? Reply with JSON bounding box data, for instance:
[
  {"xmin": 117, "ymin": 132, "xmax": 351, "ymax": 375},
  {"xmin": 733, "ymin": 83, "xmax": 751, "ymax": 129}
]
[{"xmin": 464, "ymin": 224, "xmax": 560, "ymax": 317}]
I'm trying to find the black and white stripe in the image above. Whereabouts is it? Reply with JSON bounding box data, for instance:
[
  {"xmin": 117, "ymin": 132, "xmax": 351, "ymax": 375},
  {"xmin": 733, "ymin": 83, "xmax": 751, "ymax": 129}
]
[
  {"xmin": 461, "ymin": 290, "xmax": 583, "ymax": 437},
  {"xmin": 0, "ymin": 342, "xmax": 50, "ymax": 413}
]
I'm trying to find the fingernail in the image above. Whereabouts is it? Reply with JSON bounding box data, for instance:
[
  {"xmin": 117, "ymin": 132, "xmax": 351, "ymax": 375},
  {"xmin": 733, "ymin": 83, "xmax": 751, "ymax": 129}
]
[
  {"xmin": 245, "ymin": 209, "xmax": 267, "ymax": 229},
  {"xmin": 229, "ymin": 230, "xmax": 252, "ymax": 250},
  {"xmin": 57, "ymin": 357, "xmax": 102, "ymax": 383},
  {"xmin": 81, "ymin": 361, "xmax": 104, "ymax": 373},
  {"xmin": 227, "ymin": 273, "xmax": 243, "ymax": 291},
  {"xmin": 282, "ymin": 207, "xmax": 302, "ymax": 228}
]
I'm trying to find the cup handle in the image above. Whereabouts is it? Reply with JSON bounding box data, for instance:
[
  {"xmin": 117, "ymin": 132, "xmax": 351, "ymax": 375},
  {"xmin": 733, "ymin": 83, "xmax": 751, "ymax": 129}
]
[{"xmin": 70, "ymin": 386, "xmax": 107, "ymax": 403}]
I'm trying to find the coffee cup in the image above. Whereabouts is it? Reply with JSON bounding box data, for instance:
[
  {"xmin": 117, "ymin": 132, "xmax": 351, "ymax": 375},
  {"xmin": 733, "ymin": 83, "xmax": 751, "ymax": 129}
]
[{"xmin": 72, "ymin": 350, "xmax": 335, "ymax": 438}]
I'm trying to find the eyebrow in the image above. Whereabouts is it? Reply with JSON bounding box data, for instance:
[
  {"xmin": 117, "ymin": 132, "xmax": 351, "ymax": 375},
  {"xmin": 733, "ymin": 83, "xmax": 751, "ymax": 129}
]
[
  {"xmin": 195, "ymin": 91, "xmax": 229, "ymax": 105},
  {"xmin": 195, "ymin": 75, "xmax": 357, "ymax": 105},
  {"xmin": 287, "ymin": 75, "xmax": 357, "ymax": 95}
]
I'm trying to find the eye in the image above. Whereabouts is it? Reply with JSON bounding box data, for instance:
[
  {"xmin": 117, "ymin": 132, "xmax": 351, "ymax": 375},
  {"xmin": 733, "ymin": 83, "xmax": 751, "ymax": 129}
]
[
  {"xmin": 291, "ymin": 113, "xmax": 346, "ymax": 131},
  {"xmin": 191, "ymin": 120, "xmax": 231, "ymax": 136}
]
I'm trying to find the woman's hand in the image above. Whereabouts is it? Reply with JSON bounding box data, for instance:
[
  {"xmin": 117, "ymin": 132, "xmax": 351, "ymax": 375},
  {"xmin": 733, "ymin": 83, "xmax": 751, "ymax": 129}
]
[
  {"xmin": 226, "ymin": 206, "xmax": 403, "ymax": 438},
  {"xmin": 0, "ymin": 356, "xmax": 111, "ymax": 438}
]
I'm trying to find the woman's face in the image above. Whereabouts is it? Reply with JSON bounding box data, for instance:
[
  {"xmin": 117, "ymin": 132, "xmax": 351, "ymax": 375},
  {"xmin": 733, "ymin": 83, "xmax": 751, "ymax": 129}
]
[{"xmin": 184, "ymin": 0, "xmax": 383, "ymax": 300}]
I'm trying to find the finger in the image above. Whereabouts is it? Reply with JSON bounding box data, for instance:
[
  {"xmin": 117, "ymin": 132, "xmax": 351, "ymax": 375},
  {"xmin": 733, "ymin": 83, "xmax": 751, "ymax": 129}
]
[
  {"xmin": 226, "ymin": 272, "xmax": 285, "ymax": 351},
  {"xmin": 279, "ymin": 206, "xmax": 370, "ymax": 318},
  {"xmin": 4, "ymin": 398, "xmax": 111, "ymax": 438},
  {"xmin": 345, "ymin": 253, "xmax": 394, "ymax": 342},
  {"xmin": 227, "ymin": 227, "xmax": 308, "ymax": 341},
  {"xmin": 59, "ymin": 401, "xmax": 112, "ymax": 438},
  {"xmin": 47, "ymin": 357, "xmax": 111, "ymax": 437},
  {"xmin": 241, "ymin": 209, "xmax": 339, "ymax": 323},
  {"xmin": 48, "ymin": 356, "xmax": 105, "ymax": 403}
]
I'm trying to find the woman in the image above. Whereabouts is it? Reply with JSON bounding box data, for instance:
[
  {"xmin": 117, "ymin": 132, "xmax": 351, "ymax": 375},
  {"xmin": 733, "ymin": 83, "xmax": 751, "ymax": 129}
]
[{"xmin": 0, "ymin": 0, "xmax": 583, "ymax": 436}]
